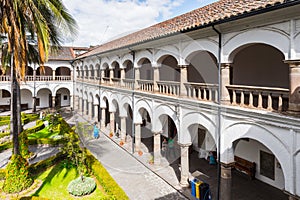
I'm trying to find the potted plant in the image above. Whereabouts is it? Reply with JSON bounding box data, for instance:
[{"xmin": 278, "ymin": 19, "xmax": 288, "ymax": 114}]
[
  {"xmin": 109, "ymin": 132, "xmax": 113, "ymax": 138},
  {"xmin": 119, "ymin": 140, "xmax": 124, "ymax": 146},
  {"xmin": 138, "ymin": 150, "xmax": 143, "ymax": 156},
  {"xmin": 149, "ymin": 155, "xmax": 154, "ymax": 165}
]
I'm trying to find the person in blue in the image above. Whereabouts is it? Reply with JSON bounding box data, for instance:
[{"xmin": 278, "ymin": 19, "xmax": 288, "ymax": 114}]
[{"xmin": 93, "ymin": 122, "xmax": 100, "ymax": 139}]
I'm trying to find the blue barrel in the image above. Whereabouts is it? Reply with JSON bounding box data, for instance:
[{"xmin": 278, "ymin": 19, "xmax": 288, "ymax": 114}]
[{"xmin": 191, "ymin": 178, "xmax": 197, "ymax": 197}]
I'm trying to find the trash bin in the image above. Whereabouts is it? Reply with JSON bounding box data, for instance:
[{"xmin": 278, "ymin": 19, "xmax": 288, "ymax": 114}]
[
  {"xmin": 190, "ymin": 178, "xmax": 203, "ymax": 200},
  {"xmin": 200, "ymin": 182, "xmax": 211, "ymax": 200}
]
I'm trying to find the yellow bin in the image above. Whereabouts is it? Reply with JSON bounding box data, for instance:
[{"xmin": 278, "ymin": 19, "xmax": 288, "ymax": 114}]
[{"xmin": 195, "ymin": 180, "xmax": 203, "ymax": 199}]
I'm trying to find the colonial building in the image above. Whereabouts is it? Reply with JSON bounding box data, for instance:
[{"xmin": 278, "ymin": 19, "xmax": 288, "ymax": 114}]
[
  {"xmin": 0, "ymin": 47, "xmax": 88, "ymax": 112},
  {"xmin": 1, "ymin": 0, "xmax": 299, "ymax": 199},
  {"xmin": 71, "ymin": 0, "xmax": 300, "ymax": 199}
]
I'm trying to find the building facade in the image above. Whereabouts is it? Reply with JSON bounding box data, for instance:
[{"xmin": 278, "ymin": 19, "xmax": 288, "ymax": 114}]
[
  {"xmin": 72, "ymin": 1, "xmax": 300, "ymax": 199},
  {"xmin": 0, "ymin": 0, "xmax": 299, "ymax": 199}
]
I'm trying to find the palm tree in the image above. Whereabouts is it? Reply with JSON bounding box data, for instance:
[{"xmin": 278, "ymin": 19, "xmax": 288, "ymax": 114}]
[{"xmin": 0, "ymin": 0, "xmax": 77, "ymax": 155}]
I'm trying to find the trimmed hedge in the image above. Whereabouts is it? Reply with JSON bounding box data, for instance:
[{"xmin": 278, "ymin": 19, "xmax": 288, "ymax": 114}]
[
  {"xmin": 86, "ymin": 150, "xmax": 129, "ymax": 200},
  {"xmin": 28, "ymin": 138, "xmax": 66, "ymax": 146},
  {"xmin": 67, "ymin": 176, "xmax": 96, "ymax": 196},
  {"xmin": 0, "ymin": 168, "xmax": 5, "ymax": 180},
  {"xmin": 0, "ymin": 132, "xmax": 10, "ymax": 139},
  {"xmin": 26, "ymin": 120, "xmax": 45, "ymax": 135},
  {"xmin": 0, "ymin": 141, "xmax": 12, "ymax": 152}
]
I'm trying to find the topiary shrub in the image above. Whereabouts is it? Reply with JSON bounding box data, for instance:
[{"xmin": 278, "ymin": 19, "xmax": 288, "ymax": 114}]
[
  {"xmin": 19, "ymin": 131, "xmax": 31, "ymax": 159},
  {"xmin": 67, "ymin": 176, "xmax": 96, "ymax": 196},
  {"xmin": 2, "ymin": 154, "xmax": 33, "ymax": 193}
]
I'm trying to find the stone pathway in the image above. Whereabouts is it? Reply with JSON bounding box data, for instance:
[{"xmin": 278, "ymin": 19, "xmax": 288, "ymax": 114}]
[{"xmin": 72, "ymin": 115, "xmax": 187, "ymax": 200}]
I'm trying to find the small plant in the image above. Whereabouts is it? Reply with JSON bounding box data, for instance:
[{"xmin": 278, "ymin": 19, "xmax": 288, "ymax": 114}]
[
  {"xmin": 119, "ymin": 140, "xmax": 124, "ymax": 146},
  {"xmin": 138, "ymin": 150, "xmax": 143, "ymax": 156},
  {"xmin": 67, "ymin": 176, "xmax": 96, "ymax": 196},
  {"xmin": 109, "ymin": 132, "xmax": 113, "ymax": 138},
  {"xmin": 149, "ymin": 155, "xmax": 154, "ymax": 165}
]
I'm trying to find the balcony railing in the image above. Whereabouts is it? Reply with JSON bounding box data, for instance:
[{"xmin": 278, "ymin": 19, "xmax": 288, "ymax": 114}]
[
  {"xmin": 185, "ymin": 82, "xmax": 218, "ymax": 102},
  {"xmin": 0, "ymin": 76, "xmax": 10, "ymax": 82},
  {"xmin": 226, "ymin": 85, "xmax": 289, "ymax": 111},
  {"xmin": 102, "ymin": 77, "xmax": 110, "ymax": 85},
  {"xmin": 36, "ymin": 76, "xmax": 53, "ymax": 81},
  {"xmin": 137, "ymin": 79, "xmax": 154, "ymax": 92},
  {"xmin": 123, "ymin": 79, "xmax": 134, "ymax": 89},
  {"xmin": 157, "ymin": 81, "xmax": 180, "ymax": 96},
  {"xmin": 111, "ymin": 78, "xmax": 121, "ymax": 87},
  {"xmin": 55, "ymin": 76, "xmax": 72, "ymax": 81}
]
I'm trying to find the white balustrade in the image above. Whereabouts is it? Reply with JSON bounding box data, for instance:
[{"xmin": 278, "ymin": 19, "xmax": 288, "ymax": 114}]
[
  {"xmin": 102, "ymin": 77, "xmax": 110, "ymax": 85},
  {"xmin": 157, "ymin": 81, "xmax": 180, "ymax": 96},
  {"xmin": 123, "ymin": 79, "xmax": 135, "ymax": 89},
  {"xmin": 226, "ymin": 85, "xmax": 289, "ymax": 111},
  {"xmin": 36, "ymin": 76, "xmax": 53, "ymax": 81},
  {"xmin": 184, "ymin": 82, "xmax": 218, "ymax": 102},
  {"xmin": 55, "ymin": 76, "xmax": 72, "ymax": 81},
  {"xmin": 137, "ymin": 80, "xmax": 154, "ymax": 92},
  {"xmin": 111, "ymin": 78, "xmax": 121, "ymax": 87},
  {"xmin": 0, "ymin": 76, "xmax": 10, "ymax": 82}
]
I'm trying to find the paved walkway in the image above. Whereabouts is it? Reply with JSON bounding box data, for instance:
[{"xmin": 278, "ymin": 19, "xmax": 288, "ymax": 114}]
[{"xmin": 70, "ymin": 115, "xmax": 187, "ymax": 200}]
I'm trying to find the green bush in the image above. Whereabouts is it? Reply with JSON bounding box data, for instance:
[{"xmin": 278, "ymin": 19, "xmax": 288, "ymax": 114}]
[
  {"xmin": 86, "ymin": 151, "xmax": 129, "ymax": 199},
  {"xmin": 2, "ymin": 154, "xmax": 33, "ymax": 193},
  {"xmin": 26, "ymin": 120, "xmax": 45, "ymax": 135},
  {"xmin": 67, "ymin": 176, "xmax": 96, "ymax": 196},
  {"xmin": 0, "ymin": 168, "xmax": 6, "ymax": 180},
  {"xmin": 0, "ymin": 116, "xmax": 10, "ymax": 121},
  {"xmin": 0, "ymin": 141, "xmax": 12, "ymax": 152},
  {"xmin": 28, "ymin": 137, "xmax": 66, "ymax": 146},
  {"xmin": 0, "ymin": 119, "xmax": 10, "ymax": 126},
  {"xmin": 0, "ymin": 132, "xmax": 10, "ymax": 139},
  {"xmin": 19, "ymin": 131, "xmax": 31, "ymax": 159}
]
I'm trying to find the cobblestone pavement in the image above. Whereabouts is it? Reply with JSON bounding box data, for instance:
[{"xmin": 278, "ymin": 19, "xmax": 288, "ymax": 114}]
[{"xmin": 73, "ymin": 115, "xmax": 187, "ymax": 200}]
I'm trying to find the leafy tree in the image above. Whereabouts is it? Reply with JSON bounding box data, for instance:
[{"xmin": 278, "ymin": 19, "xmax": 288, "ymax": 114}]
[{"xmin": 0, "ymin": 0, "xmax": 77, "ymax": 193}]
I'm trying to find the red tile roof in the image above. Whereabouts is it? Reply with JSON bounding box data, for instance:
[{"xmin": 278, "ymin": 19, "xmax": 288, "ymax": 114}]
[{"xmin": 78, "ymin": 0, "xmax": 290, "ymax": 59}]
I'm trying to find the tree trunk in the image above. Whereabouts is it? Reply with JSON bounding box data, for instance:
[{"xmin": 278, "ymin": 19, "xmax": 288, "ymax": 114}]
[{"xmin": 11, "ymin": 65, "xmax": 20, "ymax": 155}]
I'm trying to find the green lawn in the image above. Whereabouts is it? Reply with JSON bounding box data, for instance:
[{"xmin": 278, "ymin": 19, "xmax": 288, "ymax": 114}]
[{"xmin": 33, "ymin": 162, "xmax": 106, "ymax": 200}]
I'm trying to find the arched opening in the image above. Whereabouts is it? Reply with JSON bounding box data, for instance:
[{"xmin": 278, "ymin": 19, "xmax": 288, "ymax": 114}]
[
  {"xmin": 186, "ymin": 51, "xmax": 218, "ymax": 84},
  {"xmin": 104, "ymin": 98, "xmax": 110, "ymax": 125},
  {"xmin": 138, "ymin": 108, "xmax": 153, "ymax": 153},
  {"xmin": 139, "ymin": 58, "xmax": 152, "ymax": 80},
  {"xmin": 158, "ymin": 55, "xmax": 179, "ymax": 82},
  {"xmin": 37, "ymin": 88, "xmax": 52, "ymax": 108},
  {"xmin": 84, "ymin": 65, "xmax": 89, "ymax": 78},
  {"xmin": 231, "ymin": 138, "xmax": 287, "ymax": 199},
  {"xmin": 124, "ymin": 60, "xmax": 134, "ymax": 79},
  {"xmin": 36, "ymin": 66, "xmax": 52, "ymax": 79},
  {"xmin": 26, "ymin": 66, "xmax": 34, "ymax": 76},
  {"xmin": 112, "ymin": 61, "xmax": 120, "ymax": 78},
  {"xmin": 0, "ymin": 89, "xmax": 11, "ymax": 112},
  {"xmin": 103, "ymin": 63, "xmax": 110, "ymax": 78},
  {"xmin": 21, "ymin": 89, "xmax": 32, "ymax": 110},
  {"xmin": 125, "ymin": 104, "xmax": 133, "ymax": 139},
  {"xmin": 229, "ymin": 43, "xmax": 289, "ymax": 110},
  {"xmin": 55, "ymin": 67, "xmax": 70, "ymax": 76},
  {"xmin": 89, "ymin": 65, "xmax": 94, "ymax": 78}
]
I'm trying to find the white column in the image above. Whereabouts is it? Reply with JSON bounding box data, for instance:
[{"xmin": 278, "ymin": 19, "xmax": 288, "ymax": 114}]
[
  {"xmin": 101, "ymin": 107, "xmax": 106, "ymax": 130},
  {"xmin": 287, "ymin": 61, "xmax": 300, "ymax": 112},
  {"xmin": 120, "ymin": 116, "xmax": 127, "ymax": 142},
  {"xmin": 52, "ymin": 96, "xmax": 56, "ymax": 108},
  {"xmin": 110, "ymin": 112, "xmax": 115, "ymax": 135},
  {"xmin": 153, "ymin": 65, "xmax": 160, "ymax": 92},
  {"xmin": 100, "ymin": 70, "xmax": 105, "ymax": 84},
  {"xmin": 94, "ymin": 104, "xmax": 99, "ymax": 122},
  {"xmin": 88, "ymin": 102, "xmax": 93, "ymax": 119},
  {"xmin": 153, "ymin": 132, "xmax": 161, "ymax": 165},
  {"xmin": 52, "ymin": 70, "xmax": 55, "ymax": 80},
  {"xmin": 135, "ymin": 123, "xmax": 142, "ymax": 152},
  {"xmin": 134, "ymin": 67, "xmax": 140, "ymax": 89},
  {"xmin": 109, "ymin": 69, "xmax": 114, "ymax": 85},
  {"xmin": 221, "ymin": 63, "xmax": 231, "ymax": 102},
  {"xmin": 120, "ymin": 68, "xmax": 125, "ymax": 87},
  {"xmin": 179, "ymin": 65, "xmax": 188, "ymax": 96},
  {"xmin": 179, "ymin": 143, "xmax": 191, "ymax": 187}
]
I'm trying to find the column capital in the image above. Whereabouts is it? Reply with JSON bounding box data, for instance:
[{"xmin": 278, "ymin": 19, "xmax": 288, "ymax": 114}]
[
  {"xmin": 119, "ymin": 115, "xmax": 127, "ymax": 119},
  {"xmin": 221, "ymin": 162, "xmax": 235, "ymax": 168},
  {"xmin": 178, "ymin": 142, "xmax": 192, "ymax": 147},
  {"xmin": 284, "ymin": 59, "xmax": 300, "ymax": 67},
  {"xmin": 221, "ymin": 63, "xmax": 232, "ymax": 69},
  {"xmin": 152, "ymin": 131, "xmax": 162, "ymax": 135},
  {"xmin": 178, "ymin": 64, "xmax": 188, "ymax": 69}
]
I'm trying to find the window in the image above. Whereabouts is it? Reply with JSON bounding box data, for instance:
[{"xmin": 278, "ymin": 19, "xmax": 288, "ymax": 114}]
[
  {"xmin": 260, "ymin": 151, "xmax": 275, "ymax": 180},
  {"xmin": 36, "ymin": 98, "xmax": 40, "ymax": 106},
  {"xmin": 63, "ymin": 95, "xmax": 68, "ymax": 100},
  {"xmin": 2, "ymin": 90, "xmax": 10, "ymax": 98}
]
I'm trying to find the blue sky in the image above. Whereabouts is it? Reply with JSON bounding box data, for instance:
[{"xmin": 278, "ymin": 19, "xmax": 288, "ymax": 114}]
[{"xmin": 62, "ymin": 0, "xmax": 217, "ymax": 47}]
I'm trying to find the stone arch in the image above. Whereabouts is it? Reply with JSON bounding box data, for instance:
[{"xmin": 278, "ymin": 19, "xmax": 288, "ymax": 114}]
[
  {"xmin": 182, "ymin": 39, "xmax": 218, "ymax": 62},
  {"xmin": 135, "ymin": 99, "xmax": 152, "ymax": 124},
  {"xmin": 100, "ymin": 91, "xmax": 110, "ymax": 108},
  {"xmin": 223, "ymin": 122, "xmax": 291, "ymax": 193},
  {"xmin": 181, "ymin": 112, "xmax": 216, "ymax": 144},
  {"xmin": 121, "ymin": 54, "xmax": 133, "ymax": 65},
  {"xmin": 53, "ymin": 85, "xmax": 72, "ymax": 96},
  {"xmin": 110, "ymin": 93, "xmax": 120, "ymax": 112},
  {"xmin": 136, "ymin": 50, "xmax": 153, "ymax": 65},
  {"xmin": 155, "ymin": 45, "xmax": 180, "ymax": 64},
  {"xmin": 152, "ymin": 104, "xmax": 178, "ymax": 133},
  {"xmin": 119, "ymin": 95, "xmax": 132, "ymax": 117},
  {"xmin": 224, "ymin": 29, "xmax": 289, "ymax": 62}
]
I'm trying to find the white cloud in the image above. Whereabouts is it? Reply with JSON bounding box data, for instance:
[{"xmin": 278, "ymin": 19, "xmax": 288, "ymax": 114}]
[{"xmin": 62, "ymin": 0, "xmax": 185, "ymax": 47}]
